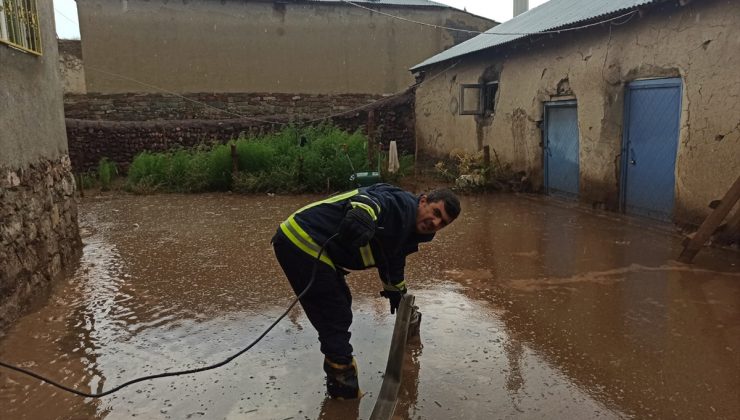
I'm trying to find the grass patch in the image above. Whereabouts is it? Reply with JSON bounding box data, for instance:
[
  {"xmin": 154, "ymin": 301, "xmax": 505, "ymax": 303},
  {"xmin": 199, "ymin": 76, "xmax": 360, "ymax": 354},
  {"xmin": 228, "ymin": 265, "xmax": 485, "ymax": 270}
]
[
  {"xmin": 97, "ymin": 158, "xmax": 118, "ymax": 191},
  {"xmin": 125, "ymin": 124, "xmax": 393, "ymax": 194}
]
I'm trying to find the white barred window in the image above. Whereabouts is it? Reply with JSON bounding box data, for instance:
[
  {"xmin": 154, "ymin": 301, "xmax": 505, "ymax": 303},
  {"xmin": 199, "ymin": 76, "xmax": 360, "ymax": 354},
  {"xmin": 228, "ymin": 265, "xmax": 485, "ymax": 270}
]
[{"xmin": 0, "ymin": 0, "xmax": 42, "ymax": 55}]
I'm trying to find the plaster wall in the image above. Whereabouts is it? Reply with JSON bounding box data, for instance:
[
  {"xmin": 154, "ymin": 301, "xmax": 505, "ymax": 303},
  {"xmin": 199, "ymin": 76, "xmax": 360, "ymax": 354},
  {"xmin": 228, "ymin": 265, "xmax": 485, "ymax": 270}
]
[
  {"xmin": 0, "ymin": 2, "xmax": 81, "ymax": 329},
  {"xmin": 0, "ymin": 2, "xmax": 68, "ymax": 165},
  {"xmin": 415, "ymin": 0, "xmax": 740, "ymax": 223},
  {"xmin": 76, "ymin": 0, "xmax": 493, "ymax": 94}
]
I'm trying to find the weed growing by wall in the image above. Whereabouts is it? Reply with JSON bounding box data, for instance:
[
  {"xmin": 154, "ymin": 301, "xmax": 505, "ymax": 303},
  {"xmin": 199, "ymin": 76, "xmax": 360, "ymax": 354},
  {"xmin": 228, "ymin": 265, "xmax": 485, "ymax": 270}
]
[
  {"xmin": 126, "ymin": 124, "xmax": 381, "ymax": 194},
  {"xmin": 97, "ymin": 158, "xmax": 118, "ymax": 191}
]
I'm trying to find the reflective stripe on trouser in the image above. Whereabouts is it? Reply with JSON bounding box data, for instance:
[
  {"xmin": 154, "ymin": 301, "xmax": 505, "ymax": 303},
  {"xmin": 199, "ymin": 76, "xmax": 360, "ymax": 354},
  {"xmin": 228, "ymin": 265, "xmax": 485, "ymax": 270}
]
[
  {"xmin": 272, "ymin": 230, "xmax": 354, "ymax": 359},
  {"xmin": 323, "ymin": 356, "xmax": 361, "ymax": 399}
]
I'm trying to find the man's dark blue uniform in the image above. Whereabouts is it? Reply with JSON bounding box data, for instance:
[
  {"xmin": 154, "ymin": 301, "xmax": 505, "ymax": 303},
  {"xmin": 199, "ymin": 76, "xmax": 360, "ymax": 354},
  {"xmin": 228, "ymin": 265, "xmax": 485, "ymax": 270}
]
[{"xmin": 272, "ymin": 183, "xmax": 460, "ymax": 398}]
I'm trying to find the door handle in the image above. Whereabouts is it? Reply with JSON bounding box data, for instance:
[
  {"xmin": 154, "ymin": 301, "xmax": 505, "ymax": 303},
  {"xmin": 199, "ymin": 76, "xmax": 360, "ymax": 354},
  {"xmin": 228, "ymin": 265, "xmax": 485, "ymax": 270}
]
[{"xmin": 629, "ymin": 147, "xmax": 636, "ymax": 165}]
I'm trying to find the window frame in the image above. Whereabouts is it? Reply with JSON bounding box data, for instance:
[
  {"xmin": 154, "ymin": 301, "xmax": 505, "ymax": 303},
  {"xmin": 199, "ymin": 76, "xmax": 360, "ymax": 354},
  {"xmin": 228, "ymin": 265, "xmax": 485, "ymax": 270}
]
[
  {"xmin": 459, "ymin": 81, "xmax": 499, "ymax": 116},
  {"xmin": 483, "ymin": 81, "xmax": 499, "ymax": 116},
  {"xmin": 0, "ymin": 0, "xmax": 43, "ymax": 56},
  {"xmin": 459, "ymin": 84, "xmax": 484, "ymax": 115}
]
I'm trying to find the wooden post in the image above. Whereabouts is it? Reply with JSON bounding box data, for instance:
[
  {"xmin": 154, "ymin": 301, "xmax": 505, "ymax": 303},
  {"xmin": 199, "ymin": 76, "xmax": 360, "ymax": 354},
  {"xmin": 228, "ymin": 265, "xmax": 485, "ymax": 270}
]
[
  {"xmin": 230, "ymin": 143, "xmax": 238, "ymax": 176},
  {"xmin": 678, "ymin": 175, "xmax": 740, "ymax": 263},
  {"xmin": 367, "ymin": 110, "xmax": 377, "ymax": 168},
  {"xmin": 77, "ymin": 173, "xmax": 84, "ymax": 198},
  {"xmin": 413, "ymin": 132, "xmax": 419, "ymax": 191}
]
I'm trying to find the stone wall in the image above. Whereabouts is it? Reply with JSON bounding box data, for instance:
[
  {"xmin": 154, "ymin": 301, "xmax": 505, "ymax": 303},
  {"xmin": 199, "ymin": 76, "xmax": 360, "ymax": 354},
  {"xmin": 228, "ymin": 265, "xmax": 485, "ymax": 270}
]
[
  {"xmin": 65, "ymin": 90, "xmax": 416, "ymax": 172},
  {"xmin": 0, "ymin": 156, "xmax": 81, "ymax": 330},
  {"xmin": 65, "ymin": 92, "xmax": 390, "ymax": 121}
]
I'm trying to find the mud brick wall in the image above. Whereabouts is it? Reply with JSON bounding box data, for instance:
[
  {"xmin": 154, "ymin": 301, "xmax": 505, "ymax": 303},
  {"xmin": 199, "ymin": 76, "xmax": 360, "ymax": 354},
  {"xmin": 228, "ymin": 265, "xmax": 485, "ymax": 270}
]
[
  {"xmin": 65, "ymin": 90, "xmax": 416, "ymax": 172},
  {"xmin": 0, "ymin": 156, "xmax": 81, "ymax": 329}
]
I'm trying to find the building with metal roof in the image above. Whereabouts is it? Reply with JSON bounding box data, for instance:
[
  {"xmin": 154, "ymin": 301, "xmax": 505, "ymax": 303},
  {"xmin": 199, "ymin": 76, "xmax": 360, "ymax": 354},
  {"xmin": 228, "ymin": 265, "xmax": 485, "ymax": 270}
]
[
  {"xmin": 412, "ymin": 0, "xmax": 658, "ymax": 70},
  {"xmin": 412, "ymin": 0, "xmax": 739, "ymax": 227}
]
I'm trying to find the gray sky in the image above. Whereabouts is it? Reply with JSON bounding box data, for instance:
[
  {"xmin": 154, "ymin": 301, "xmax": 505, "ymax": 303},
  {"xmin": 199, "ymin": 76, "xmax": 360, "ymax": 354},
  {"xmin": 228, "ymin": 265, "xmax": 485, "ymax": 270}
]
[{"xmin": 53, "ymin": 0, "xmax": 550, "ymax": 40}]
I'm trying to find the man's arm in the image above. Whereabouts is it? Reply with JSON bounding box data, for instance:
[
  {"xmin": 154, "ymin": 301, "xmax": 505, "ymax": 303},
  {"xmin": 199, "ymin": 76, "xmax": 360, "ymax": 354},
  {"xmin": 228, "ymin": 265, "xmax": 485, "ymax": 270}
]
[
  {"xmin": 337, "ymin": 194, "xmax": 381, "ymax": 247},
  {"xmin": 377, "ymin": 254, "xmax": 408, "ymax": 315}
]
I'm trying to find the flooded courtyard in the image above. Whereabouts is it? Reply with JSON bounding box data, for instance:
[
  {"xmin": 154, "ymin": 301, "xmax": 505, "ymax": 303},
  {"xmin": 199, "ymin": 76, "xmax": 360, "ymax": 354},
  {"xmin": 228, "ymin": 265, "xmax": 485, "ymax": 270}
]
[{"xmin": 1, "ymin": 192, "xmax": 738, "ymax": 419}]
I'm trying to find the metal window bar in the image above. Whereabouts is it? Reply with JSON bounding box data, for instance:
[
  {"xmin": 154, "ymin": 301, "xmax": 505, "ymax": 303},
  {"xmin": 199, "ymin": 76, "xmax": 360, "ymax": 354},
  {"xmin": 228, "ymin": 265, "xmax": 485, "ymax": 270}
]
[{"xmin": 0, "ymin": 0, "xmax": 42, "ymax": 55}]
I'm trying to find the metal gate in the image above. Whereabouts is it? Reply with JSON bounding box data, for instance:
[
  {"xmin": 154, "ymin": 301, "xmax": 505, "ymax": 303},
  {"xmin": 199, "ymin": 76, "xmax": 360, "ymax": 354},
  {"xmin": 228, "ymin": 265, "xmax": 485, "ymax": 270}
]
[
  {"xmin": 544, "ymin": 100, "xmax": 580, "ymax": 199},
  {"xmin": 621, "ymin": 78, "xmax": 682, "ymax": 221}
]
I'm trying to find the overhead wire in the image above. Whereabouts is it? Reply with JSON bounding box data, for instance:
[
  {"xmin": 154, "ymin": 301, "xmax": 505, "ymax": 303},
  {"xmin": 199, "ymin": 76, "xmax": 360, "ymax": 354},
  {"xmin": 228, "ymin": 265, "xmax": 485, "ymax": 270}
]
[
  {"xmin": 54, "ymin": 8, "xmax": 79, "ymax": 26},
  {"xmin": 339, "ymin": 1, "xmax": 639, "ymax": 36},
  {"xmin": 84, "ymin": 57, "xmax": 462, "ymax": 127},
  {"xmin": 78, "ymin": 3, "xmax": 639, "ymax": 125},
  {"xmin": 85, "ymin": 66, "xmax": 279, "ymax": 124}
]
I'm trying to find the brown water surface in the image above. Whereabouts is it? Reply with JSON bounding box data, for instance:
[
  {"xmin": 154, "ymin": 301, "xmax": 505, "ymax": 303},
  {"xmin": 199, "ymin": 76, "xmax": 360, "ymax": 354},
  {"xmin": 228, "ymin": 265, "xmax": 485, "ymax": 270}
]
[{"xmin": 1, "ymin": 193, "xmax": 738, "ymax": 419}]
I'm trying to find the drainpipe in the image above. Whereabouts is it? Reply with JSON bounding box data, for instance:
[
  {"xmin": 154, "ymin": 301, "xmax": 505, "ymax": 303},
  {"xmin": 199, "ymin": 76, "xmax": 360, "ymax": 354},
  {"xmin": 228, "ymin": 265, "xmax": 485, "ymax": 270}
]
[{"xmin": 513, "ymin": 0, "xmax": 529, "ymax": 17}]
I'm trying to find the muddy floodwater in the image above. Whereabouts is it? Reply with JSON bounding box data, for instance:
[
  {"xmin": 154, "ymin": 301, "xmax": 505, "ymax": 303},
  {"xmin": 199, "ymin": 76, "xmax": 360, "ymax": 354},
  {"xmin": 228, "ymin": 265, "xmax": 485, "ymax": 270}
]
[{"xmin": 1, "ymin": 192, "xmax": 739, "ymax": 419}]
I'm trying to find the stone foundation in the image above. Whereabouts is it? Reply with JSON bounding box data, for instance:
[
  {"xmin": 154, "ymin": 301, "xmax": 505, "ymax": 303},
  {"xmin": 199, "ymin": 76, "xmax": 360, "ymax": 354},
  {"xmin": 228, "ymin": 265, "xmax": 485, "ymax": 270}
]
[{"xmin": 0, "ymin": 156, "xmax": 81, "ymax": 330}]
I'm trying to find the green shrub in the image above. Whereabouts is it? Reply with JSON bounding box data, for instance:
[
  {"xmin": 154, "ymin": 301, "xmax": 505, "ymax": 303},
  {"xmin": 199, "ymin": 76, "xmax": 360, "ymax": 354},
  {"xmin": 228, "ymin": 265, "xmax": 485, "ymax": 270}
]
[
  {"xmin": 97, "ymin": 158, "xmax": 118, "ymax": 191},
  {"xmin": 78, "ymin": 172, "xmax": 97, "ymax": 190},
  {"xmin": 206, "ymin": 143, "xmax": 234, "ymax": 191},
  {"xmin": 126, "ymin": 151, "xmax": 169, "ymax": 192},
  {"xmin": 235, "ymin": 139, "xmax": 274, "ymax": 173},
  {"xmin": 125, "ymin": 124, "xmax": 387, "ymax": 194}
]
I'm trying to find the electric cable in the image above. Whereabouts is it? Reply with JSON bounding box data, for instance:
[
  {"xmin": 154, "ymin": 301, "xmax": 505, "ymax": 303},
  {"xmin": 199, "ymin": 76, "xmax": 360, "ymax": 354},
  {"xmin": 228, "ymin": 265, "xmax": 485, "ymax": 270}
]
[
  {"xmin": 339, "ymin": 0, "xmax": 639, "ymax": 36},
  {"xmin": 0, "ymin": 234, "xmax": 338, "ymax": 399},
  {"xmin": 80, "ymin": 4, "xmax": 639, "ymax": 127}
]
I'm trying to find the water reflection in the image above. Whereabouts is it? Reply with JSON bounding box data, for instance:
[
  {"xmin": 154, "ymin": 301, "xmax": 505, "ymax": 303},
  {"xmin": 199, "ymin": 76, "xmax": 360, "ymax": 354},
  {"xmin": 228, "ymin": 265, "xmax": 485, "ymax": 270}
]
[{"xmin": 0, "ymin": 193, "xmax": 737, "ymax": 419}]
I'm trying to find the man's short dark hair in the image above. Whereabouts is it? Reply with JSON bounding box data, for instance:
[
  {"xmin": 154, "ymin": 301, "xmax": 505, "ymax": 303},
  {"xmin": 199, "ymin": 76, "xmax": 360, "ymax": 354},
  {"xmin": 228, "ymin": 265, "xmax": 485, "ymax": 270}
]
[{"xmin": 426, "ymin": 188, "xmax": 461, "ymax": 220}]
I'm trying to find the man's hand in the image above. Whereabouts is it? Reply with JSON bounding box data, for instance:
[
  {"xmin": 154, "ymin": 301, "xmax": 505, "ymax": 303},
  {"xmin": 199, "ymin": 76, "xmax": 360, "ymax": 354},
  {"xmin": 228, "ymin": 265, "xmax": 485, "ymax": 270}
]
[
  {"xmin": 380, "ymin": 289, "xmax": 406, "ymax": 314},
  {"xmin": 338, "ymin": 208, "xmax": 375, "ymax": 248}
]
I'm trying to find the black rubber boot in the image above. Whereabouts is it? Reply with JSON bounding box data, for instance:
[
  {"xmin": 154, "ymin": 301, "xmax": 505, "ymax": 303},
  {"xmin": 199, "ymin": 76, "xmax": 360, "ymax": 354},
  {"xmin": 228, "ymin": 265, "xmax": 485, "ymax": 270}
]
[{"xmin": 323, "ymin": 357, "xmax": 362, "ymax": 399}]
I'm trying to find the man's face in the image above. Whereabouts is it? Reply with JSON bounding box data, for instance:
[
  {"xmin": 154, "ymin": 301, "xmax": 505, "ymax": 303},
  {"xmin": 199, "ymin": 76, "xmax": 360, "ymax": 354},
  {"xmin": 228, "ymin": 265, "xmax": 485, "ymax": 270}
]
[{"xmin": 415, "ymin": 195, "xmax": 453, "ymax": 234}]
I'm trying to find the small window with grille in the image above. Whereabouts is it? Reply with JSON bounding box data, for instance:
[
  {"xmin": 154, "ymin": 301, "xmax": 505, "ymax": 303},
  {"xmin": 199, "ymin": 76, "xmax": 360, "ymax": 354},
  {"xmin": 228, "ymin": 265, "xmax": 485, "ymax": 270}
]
[
  {"xmin": 0, "ymin": 0, "xmax": 43, "ymax": 55},
  {"xmin": 459, "ymin": 81, "xmax": 499, "ymax": 116}
]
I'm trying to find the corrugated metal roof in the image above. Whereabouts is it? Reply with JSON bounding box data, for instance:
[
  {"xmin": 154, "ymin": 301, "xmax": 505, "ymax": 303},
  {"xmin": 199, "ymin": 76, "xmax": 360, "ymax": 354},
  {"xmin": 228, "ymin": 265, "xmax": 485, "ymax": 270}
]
[
  {"xmin": 306, "ymin": 0, "xmax": 450, "ymax": 7},
  {"xmin": 411, "ymin": 0, "xmax": 658, "ymax": 70}
]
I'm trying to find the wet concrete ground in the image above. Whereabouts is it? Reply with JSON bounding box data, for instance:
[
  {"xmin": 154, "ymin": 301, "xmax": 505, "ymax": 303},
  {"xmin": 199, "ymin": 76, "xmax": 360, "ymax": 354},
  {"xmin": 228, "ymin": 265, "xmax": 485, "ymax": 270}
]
[{"xmin": 1, "ymin": 192, "xmax": 738, "ymax": 419}]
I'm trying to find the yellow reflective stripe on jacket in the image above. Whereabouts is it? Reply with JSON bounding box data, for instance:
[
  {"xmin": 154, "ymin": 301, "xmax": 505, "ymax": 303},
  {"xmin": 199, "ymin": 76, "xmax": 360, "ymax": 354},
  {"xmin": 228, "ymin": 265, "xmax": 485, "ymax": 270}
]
[
  {"xmin": 359, "ymin": 244, "xmax": 375, "ymax": 266},
  {"xmin": 280, "ymin": 188, "xmax": 381, "ymax": 269},
  {"xmin": 356, "ymin": 194, "xmax": 381, "ymax": 214},
  {"xmin": 350, "ymin": 202, "xmax": 378, "ymax": 221},
  {"xmin": 295, "ymin": 189, "xmax": 360, "ymax": 213},
  {"xmin": 280, "ymin": 216, "xmax": 335, "ymax": 269}
]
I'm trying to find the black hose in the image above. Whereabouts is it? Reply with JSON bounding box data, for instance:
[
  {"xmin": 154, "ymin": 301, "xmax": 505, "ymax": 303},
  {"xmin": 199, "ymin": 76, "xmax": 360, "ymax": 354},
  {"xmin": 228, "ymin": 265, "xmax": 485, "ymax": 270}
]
[{"xmin": 0, "ymin": 234, "xmax": 337, "ymax": 398}]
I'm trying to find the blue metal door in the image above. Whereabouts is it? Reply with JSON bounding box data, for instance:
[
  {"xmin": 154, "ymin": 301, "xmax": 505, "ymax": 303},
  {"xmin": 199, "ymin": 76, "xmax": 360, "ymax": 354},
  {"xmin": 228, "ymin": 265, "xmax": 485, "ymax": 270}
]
[
  {"xmin": 621, "ymin": 79, "xmax": 682, "ymax": 221},
  {"xmin": 544, "ymin": 101, "xmax": 579, "ymax": 199}
]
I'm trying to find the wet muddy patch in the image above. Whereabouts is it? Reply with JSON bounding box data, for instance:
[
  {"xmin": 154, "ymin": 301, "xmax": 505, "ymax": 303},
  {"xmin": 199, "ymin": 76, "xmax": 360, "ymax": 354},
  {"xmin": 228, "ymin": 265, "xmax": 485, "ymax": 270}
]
[{"xmin": 1, "ymin": 193, "xmax": 738, "ymax": 419}]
